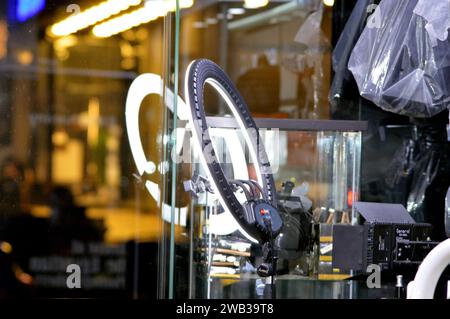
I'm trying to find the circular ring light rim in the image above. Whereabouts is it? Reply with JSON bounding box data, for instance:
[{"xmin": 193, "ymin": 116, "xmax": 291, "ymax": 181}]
[{"xmin": 184, "ymin": 59, "xmax": 278, "ymax": 243}]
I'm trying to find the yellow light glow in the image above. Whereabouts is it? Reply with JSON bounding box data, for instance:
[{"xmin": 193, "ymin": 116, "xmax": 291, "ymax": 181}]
[
  {"xmin": 323, "ymin": 0, "xmax": 335, "ymax": 6},
  {"xmin": 121, "ymin": 58, "xmax": 136, "ymax": 70},
  {"xmin": 0, "ymin": 20, "xmax": 8, "ymax": 60},
  {"xmin": 54, "ymin": 35, "xmax": 78, "ymax": 51},
  {"xmin": 52, "ymin": 130, "xmax": 69, "ymax": 147},
  {"xmin": 16, "ymin": 50, "xmax": 34, "ymax": 65},
  {"xmin": 0, "ymin": 242, "xmax": 12, "ymax": 254},
  {"xmin": 244, "ymin": 0, "xmax": 269, "ymax": 9},
  {"xmin": 120, "ymin": 41, "xmax": 134, "ymax": 58},
  {"xmin": 87, "ymin": 98, "xmax": 100, "ymax": 147},
  {"xmin": 93, "ymin": 0, "xmax": 194, "ymax": 38},
  {"xmin": 54, "ymin": 36, "xmax": 77, "ymax": 61},
  {"xmin": 93, "ymin": 5, "xmax": 165, "ymax": 38},
  {"xmin": 49, "ymin": 0, "xmax": 142, "ymax": 37}
]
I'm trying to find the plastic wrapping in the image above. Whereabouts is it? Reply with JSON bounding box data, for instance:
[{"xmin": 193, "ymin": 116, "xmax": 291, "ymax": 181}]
[
  {"xmin": 348, "ymin": 0, "xmax": 450, "ymax": 118},
  {"xmin": 405, "ymin": 143, "xmax": 441, "ymax": 222},
  {"xmin": 383, "ymin": 122, "xmax": 450, "ymax": 240},
  {"xmin": 281, "ymin": 3, "xmax": 330, "ymax": 119}
]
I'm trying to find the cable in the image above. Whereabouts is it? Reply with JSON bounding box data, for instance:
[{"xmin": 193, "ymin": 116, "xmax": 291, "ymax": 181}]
[
  {"xmin": 237, "ymin": 179, "xmax": 261, "ymax": 200},
  {"xmin": 229, "ymin": 180, "xmax": 253, "ymax": 201},
  {"xmin": 248, "ymin": 179, "xmax": 268, "ymax": 201}
]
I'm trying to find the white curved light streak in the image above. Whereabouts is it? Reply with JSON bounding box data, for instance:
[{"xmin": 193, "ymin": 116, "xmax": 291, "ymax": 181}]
[
  {"xmin": 125, "ymin": 73, "xmax": 190, "ymax": 176},
  {"xmin": 407, "ymin": 238, "xmax": 450, "ymax": 299},
  {"xmin": 126, "ymin": 71, "xmax": 256, "ymax": 235},
  {"xmin": 125, "ymin": 73, "xmax": 189, "ymax": 226},
  {"xmin": 126, "ymin": 74, "xmax": 160, "ymax": 176}
]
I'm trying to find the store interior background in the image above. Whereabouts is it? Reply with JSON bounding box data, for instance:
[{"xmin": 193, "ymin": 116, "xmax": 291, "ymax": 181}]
[{"xmin": 0, "ymin": 0, "xmax": 448, "ymax": 298}]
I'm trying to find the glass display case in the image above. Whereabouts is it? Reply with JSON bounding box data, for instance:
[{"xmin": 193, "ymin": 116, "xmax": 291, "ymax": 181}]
[
  {"xmin": 159, "ymin": 117, "xmax": 371, "ymax": 298},
  {"xmin": 2, "ymin": 0, "xmax": 448, "ymax": 301}
]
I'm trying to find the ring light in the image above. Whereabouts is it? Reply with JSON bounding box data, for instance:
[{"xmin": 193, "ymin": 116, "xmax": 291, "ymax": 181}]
[{"xmin": 184, "ymin": 59, "xmax": 281, "ymax": 243}]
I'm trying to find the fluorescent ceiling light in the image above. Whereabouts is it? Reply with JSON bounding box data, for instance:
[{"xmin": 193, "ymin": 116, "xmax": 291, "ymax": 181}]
[
  {"xmin": 93, "ymin": 3, "xmax": 166, "ymax": 37},
  {"xmin": 49, "ymin": 0, "xmax": 142, "ymax": 37},
  {"xmin": 228, "ymin": 8, "xmax": 246, "ymax": 15},
  {"xmin": 93, "ymin": 0, "xmax": 194, "ymax": 38},
  {"xmin": 244, "ymin": 0, "xmax": 269, "ymax": 9}
]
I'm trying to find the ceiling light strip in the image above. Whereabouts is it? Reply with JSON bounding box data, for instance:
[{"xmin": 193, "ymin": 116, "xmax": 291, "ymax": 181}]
[
  {"xmin": 93, "ymin": 0, "xmax": 194, "ymax": 38},
  {"xmin": 50, "ymin": 0, "xmax": 142, "ymax": 37}
]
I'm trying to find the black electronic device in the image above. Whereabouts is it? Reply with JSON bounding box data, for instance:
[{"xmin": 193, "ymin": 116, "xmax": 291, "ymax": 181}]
[{"xmin": 332, "ymin": 202, "xmax": 438, "ymax": 272}]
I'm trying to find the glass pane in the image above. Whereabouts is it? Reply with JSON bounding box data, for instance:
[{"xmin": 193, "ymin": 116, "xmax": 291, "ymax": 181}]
[
  {"xmin": 161, "ymin": 0, "xmax": 370, "ymax": 299},
  {"xmin": 178, "ymin": 0, "xmax": 332, "ymax": 119},
  {"xmin": 0, "ymin": 0, "xmax": 174, "ymax": 299},
  {"xmin": 178, "ymin": 122, "xmax": 362, "ymax": 298}
]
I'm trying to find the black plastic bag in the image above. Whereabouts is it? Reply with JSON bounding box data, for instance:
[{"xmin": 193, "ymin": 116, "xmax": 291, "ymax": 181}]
[{"xmin": 330, "ymin": 0, "xmax": 379, "ymax": 108}]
